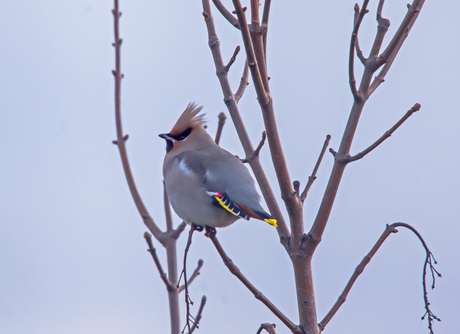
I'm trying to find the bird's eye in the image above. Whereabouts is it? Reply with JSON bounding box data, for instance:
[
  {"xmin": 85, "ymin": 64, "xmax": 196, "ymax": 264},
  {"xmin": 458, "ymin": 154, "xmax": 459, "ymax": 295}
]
[{"xmin": 176, "ymin": 127, "xmax": 192, "ymax": 141}]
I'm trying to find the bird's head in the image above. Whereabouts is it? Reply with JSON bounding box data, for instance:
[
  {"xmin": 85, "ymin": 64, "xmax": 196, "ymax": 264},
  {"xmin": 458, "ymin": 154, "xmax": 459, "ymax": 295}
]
[{"xmin": 159, "ymin": 102, "xmax": 207, "ymax": 153}]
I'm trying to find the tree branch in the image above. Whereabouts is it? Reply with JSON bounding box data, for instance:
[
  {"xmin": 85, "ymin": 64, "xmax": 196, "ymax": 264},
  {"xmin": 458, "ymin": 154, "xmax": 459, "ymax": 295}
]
[
  {"xmin": 180, "ymin": 225, "xmax": 200, "ymax": 333},
  {"xmin": 353, "ymin": 4, "xmax": 367, "ymax": 64},
  {"xmin": 189, "ymin": 296, "xmax": 207, "ymax": 334},
  {"xmin": 224, "ymin": 45, "xmax": 241, "ymax": 73},
  {"xmin": 171, "ymin": 222, "xmax": 187, "ymax": 239},
  {"xmin": 234, "ymin": 59, "xmax": 249, "ymax": 102},
  {"xmin": 256, "ymin": 323, "xmax": 277, "ymax": 334},
  {"xmin": 300, "ymin": 135, "xmax": 331, "ymax": 203},
  {"xmin": 212, "ymin": 0, "xmax": 240, "ymax": 29},
  {"xmin": 202, "ymin": 0, "xmax": 290, "ymax": 245},
  {"xmin": 240, "ymin": 131, "xmax": 266, "ymax": 163},
  {"xmin": 393, "ymin": 223, "xmax": 441, "ymax": 334},
  {"xmin": 306, "ymin": 0, "xmax": 426, "ymax": 257},
  {"xmin": 164, "ymin": 183, "xmax": 174, "ymax": 232},
  {"xmin": 112, "ymin": 0, "xmax": 164, "ymax": 244},
  {"xmin": 349, "ymin": 103, "xmax": 420, "ymax": 162},
  {"xmin": 232, "ymin": 0, "xmax": 269, "ymax": 105},
  {"xmin": 144, "ymin": 232, "xmax": 175, "ymax": 292},
  {"xmin": 205, "ymin": 227, "xmax": 303, "ymax": 334},
  {"xmin": 349, "ymin": 1, "xmax": 369, "ymax": 102},
  {"xmin": 261, "ymin": 0, "xmax": 271, "ymax": 61},
  {"xmin": 319, "ymin": 222, "xmax": 440, "ymax": 332},
  {"xmin": 178, "ymin": 259, "xmax": 204, "ymax": 293},
  {"xmin": 369, "ymin": 0, "xmax": 426, "ymax": 95},
  {"xmin": 215, "ymin": 112, "xmax": 227, "ymax": 145}
]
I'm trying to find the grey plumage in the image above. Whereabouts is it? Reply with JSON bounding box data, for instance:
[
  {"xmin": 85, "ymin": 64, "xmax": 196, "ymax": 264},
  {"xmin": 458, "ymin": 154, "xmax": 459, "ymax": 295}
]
[{"xmin": 160, "ymin": 103, "xmax": 276, "ymax": 228}]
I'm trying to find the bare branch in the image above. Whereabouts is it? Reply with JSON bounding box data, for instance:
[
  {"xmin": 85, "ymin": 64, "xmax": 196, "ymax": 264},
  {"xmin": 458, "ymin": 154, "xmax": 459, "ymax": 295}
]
[
  {"xmin": 306, "ymin": 0, "xmax": 426, "ymax": 257},
  {"xmin": 300, "ymin": 135, "xmax": 331, "ymax": 203},
  {"xmin": 112, "ymin": 0, "xmax": 164, "ymax": 244},
  {"xmin": 353, "ymin": 5, "xmax": 366, "ymax": 64},
  {"xmin": 256, "ymin": 323, "xmax": 277, "ymax": 334},
  {"xmin": 202, "ymin": 0, "xmax": 290, "ymax": 244},
  {"xmin": 377, "ymin": 0, "xmax": 425, "ymax": 67},
  {"xmin": 234, "ymin": 59, "xmax": 249, "ymax": 102},
  {"xmin": 249, "ymin": 0, "xmax": 270, "ymax": 92},
  {"xmin": 319, "ymin": 222, "xmax": 440, "ymax": 332},
  {"xmin": 392, "ymin": 223, "xmax": 441, "ymax": 334},
  {"xmin": 232, "ymin": 0, "xmax": 269, "ymax": 104},
  {"xmin": 215, "ymin": 112, "xmax": 227, "ymax": 145},
  {"xmin": 348, "ymin": 103, "xmax": 420, "ymax": 162},
  {"xmin": 204, "ymin": 227, "xmax": 303, "ymax": 334},
  {"xmin": 368, "ymin": 9, "xmax": 390, "ymax": 61},
  {"xmin": 377, "ymin": 0, "xmax": 385, "ymax": 17},
  {"xmin": 144, "ymin": 232, "xmax": 175, "ymax": 292},
  {"xmin": 164, "ymin": 183, "xmax": 174, "ymax": 232},
  {"xmin": 261, "ymin": 0, "xmax": 272, "ymax": 60},
  {"xmin": 189, "ymin": 296, "xmax": 207, "ymax": 334},
  {"xmin": 178, "ymin": 259, "xmax": 204, "ymax": 293},
  {"xmin": 240, "ymin": 131, "xmax": 266, "ymax": 163},
  {"xmin": 212, "ymin": 0, "xmax": 240, "ymax": 29},
  {"xmin": 369, "ymin": 0, "xmax": 426, "ymax": 95},
  {"xmin": 171, "ymin": 222, "xmax": 187, "ymax": 239},
  {"xmin": 349, "ymin": 1, "xmax": 369, "ymax": 101},
  {"xmin": 180, "ymin": 225, "xmax": 200, "ymax": 333},
  {"xmin": 224, "ymin": 45, "xmax": 241, "ymax": 73}
]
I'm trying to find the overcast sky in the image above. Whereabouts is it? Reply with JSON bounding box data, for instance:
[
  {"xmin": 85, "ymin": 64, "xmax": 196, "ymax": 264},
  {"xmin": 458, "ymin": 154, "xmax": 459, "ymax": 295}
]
[{"xmin": 1, "ymin": 1, "xmax": 459, "ymax": 334}]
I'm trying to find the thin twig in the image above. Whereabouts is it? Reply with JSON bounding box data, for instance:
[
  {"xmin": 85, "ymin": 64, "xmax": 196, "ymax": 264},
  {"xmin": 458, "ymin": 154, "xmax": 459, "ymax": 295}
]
[
  {"xmin": 171, "ymin": 222, "xmax": 187, "ymax": 239},
  {"xmin": 224, "ymin": 46, "xmax": 241, "ymax": 72},
  {"xmin": 377, "ymin": 0, "xmax": 425, "ymax": 67},
  {"xmin": 178, "ymin": 259, "xmax": 204, "ymax": 293},
  {"xmin": 353, "ymin": 4, "xmax": 367, "ymax": 64},
  {"xmin": 215, "ymin": 112, "xmax": 227, "ymax": 145},
  {"xmin": 367, "ymin": 4, "xmax": 390, "ymax": 68},
  {"xmin": 232, "ymin": 0, "xmax": 269, "ymax": 105},
  {"xmin": 144, "ymin": 232, "xmax": 175, "ymax": 292},
  {"xmin": 300, "ymin": 135, "xmax": 331, "ymax": 202},
  {"xmin": 261, "ymin": 0, "xmax": 272, "ymax": 60},
  {"xmin": 112, "ymin": 0, "xmax": 164, "ymax": 244},
  {"xmin": 249, "ymin": 0, "xmax": 270, "ymax": 93},
  {"xmin": 392, "ymin": 223, "xmax": 441, "ymax": 334},
  {"xmin": 234, "ymin": 59, "xmax": 249, "ymax": 102},
  {"xmin": 256, "ymin": 323, "xmax": 277, "ymax": 334},
  {"xmin": 240, "ymin": 131, "xmax": 266, "ymax": 163},
  {"xmin": 181, "ymin": 225, "xmax": 199, "ymax": 333},
  {"xmin": 205, "ymin": 227, "xmax": 303, "ymax": 334},
  {"xmin": 319, "ymin": 222, "xmax": 440, "ymax": 332},
  {"xmin": 164, "ymin": 183, "xmax": 174, "ymax": 232},
  {"xmin": 369, "ymin": 0, "xmax": 426, "ymax": 95},
  {"xmin": 189, "ymin": 296, "xmax": 207, "ymax": 333},
  {"xmin": 212, "ymin": 0, "xmax": 240, "ymax": 29},
  {"xmin": 349, "ymin": 0, "xmax": 369, "ymax": 102},
  {"xmin": 348, "ymin": 103, "xmax": 420, "ymax": 162}
]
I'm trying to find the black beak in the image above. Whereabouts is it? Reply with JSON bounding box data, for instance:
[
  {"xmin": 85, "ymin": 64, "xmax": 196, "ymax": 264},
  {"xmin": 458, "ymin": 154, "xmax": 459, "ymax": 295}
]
[{"xmin": 159, "ymin": 133, "xmax": 174, "ymax": 141}]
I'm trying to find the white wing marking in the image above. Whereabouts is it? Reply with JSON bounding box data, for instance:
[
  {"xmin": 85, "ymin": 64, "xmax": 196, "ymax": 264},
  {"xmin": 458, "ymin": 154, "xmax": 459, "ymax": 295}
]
[{"xmin": 178, "ymin": 159, "xmax": 194, "ymax": 176}]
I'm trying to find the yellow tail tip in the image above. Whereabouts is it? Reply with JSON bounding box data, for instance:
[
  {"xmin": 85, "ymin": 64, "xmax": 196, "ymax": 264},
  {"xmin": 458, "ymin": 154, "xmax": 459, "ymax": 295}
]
[{"xmin": 264, "ymin": 218, "xmax": 278, "ymax": 228}]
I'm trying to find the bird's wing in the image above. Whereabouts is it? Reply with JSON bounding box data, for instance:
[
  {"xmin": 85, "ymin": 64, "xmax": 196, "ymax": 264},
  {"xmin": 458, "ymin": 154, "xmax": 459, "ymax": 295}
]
[
  {"xmin": 174, "ymin": 148, "xmax": 277, "ymax": 227},
  {"xmin": 175, "ymin": 148, "xmax": 262, "ymax": 208}
]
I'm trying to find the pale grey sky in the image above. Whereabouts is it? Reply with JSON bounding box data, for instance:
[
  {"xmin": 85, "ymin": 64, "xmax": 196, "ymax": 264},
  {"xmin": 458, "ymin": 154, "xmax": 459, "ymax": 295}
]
[{"xmin": 1, "ymin": 1, "xmax": 459, "ymax": 334}]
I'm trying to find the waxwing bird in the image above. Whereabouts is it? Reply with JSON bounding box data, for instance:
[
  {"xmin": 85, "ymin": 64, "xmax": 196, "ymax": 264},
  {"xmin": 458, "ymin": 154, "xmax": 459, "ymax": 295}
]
[{"xmin": 159, "ymin": 102, "xmax": 277, "ymax": 228}]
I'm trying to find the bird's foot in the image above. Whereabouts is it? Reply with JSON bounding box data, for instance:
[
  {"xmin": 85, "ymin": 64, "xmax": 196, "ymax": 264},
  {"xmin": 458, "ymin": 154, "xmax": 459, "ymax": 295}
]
[
  {"xmin": 204, "ymin": 226, "xmax": 216, "ymax": 238},
  {"xmin": 191, "ymin": 223, "xmax": 204, "ymax": 232}
]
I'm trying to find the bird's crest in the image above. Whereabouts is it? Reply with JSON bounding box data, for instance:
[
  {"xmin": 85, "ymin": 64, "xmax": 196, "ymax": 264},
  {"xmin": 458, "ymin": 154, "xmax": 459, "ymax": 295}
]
[{"xmin": 170, "ymin": 102, "xmax": 205, "ymax": 135}]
